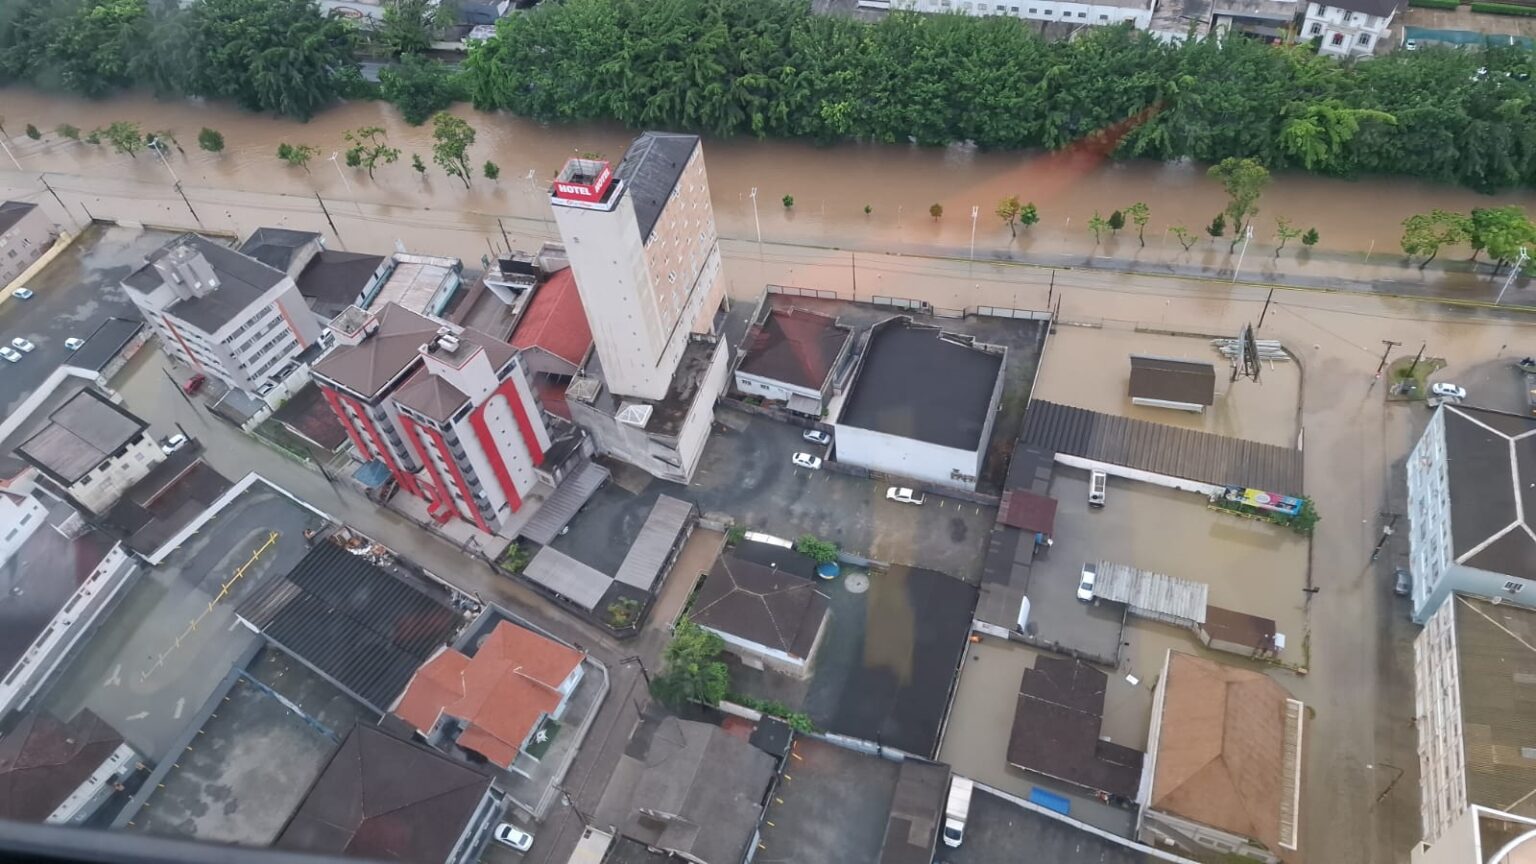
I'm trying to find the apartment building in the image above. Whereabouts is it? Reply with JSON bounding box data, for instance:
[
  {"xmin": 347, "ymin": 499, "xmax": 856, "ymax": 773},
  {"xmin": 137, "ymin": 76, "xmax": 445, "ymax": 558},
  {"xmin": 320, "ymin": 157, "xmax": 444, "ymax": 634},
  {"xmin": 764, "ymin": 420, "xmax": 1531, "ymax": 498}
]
[
  {"xmin": 13, "ymin": 388, "xmax": 164, "ymax": 514},
  {"xmin": 1303, "ymin": 0, "xmax": 1400, "ymax": 56},
  {"xmin": 550, "ymin": 132, "xmax": 730, "ymax": 483},
  {"xmin": 312, "ymin": 303, "xmax": 552, "ymax": 533},
  {"xmin": 121, "ymin": 234, "xmax": 321, "ymax": 396},
  {"xmin": 0, "ymin": 201, "xmax": 54, "ymax": 286}
]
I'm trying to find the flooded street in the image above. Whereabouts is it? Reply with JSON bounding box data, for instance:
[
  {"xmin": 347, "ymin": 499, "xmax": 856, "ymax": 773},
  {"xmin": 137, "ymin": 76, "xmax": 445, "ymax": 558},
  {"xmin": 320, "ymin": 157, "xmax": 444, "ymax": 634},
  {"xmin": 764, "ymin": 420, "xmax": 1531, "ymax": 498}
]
[{"xmin": 4, "ymin": 87, "xmax": 1536, "ymax": 280}]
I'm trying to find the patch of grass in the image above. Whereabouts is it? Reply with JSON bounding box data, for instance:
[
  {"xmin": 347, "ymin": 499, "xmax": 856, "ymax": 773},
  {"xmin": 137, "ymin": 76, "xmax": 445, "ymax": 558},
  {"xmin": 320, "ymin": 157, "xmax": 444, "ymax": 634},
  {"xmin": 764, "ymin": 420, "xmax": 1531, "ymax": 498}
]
[
  {"xmin": 605, "ymin": 597, "xmax": 642, "ymax": 629},
  {"xmin": 524, "ymin": 717, "xmax": 560, "ymax": 759},
  {"xmin": 727, "ymin": 692, "xmax": 816, "ymax": 732},
  {"xmin": 1384, "ymin": 356, "xmax": 1446, "ymax": 403},
  {"xmin": 254, "ymin": 419, "xmax": 315, "ymax": 462},
  {"xmin": 498, "ymin": 542, "xmax": 531, "ymax": 575}
]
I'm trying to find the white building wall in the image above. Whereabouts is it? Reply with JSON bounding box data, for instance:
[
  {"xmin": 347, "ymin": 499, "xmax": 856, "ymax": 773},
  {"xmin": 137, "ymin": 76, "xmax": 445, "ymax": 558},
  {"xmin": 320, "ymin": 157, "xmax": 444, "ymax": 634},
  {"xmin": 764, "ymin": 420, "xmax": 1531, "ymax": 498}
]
[
  {"xmin": 0, "ymin": 494, "xmax": 47, "ymax": 562},
  {"xmin": 831, "ymin": 423, "xmax": 982, "ymax": 490},
  {"xmin": 1304, "ymin": 1, "xmax": 1393, "ymax": 56},
  {"xmin": 736, "ymin": 371, "xmax": 823, "ymax": 410},
  {"xmin": 1414, "ymin": 599, "xmax": 1466, "ymax": 845},
  {"xmin": 0, "ymin": 205, "xmax": 55, "ymax": 285},
  {"xmin": 673, "ymin": 340, "xmax": 731, "ymax": 482},
  {"xmin": 65, "ymin": 433, "xmax": 164, "ymax": 513},
  {"xmin": 897, "ymin": 0, "xmax": 1154, "ymax": 28}
]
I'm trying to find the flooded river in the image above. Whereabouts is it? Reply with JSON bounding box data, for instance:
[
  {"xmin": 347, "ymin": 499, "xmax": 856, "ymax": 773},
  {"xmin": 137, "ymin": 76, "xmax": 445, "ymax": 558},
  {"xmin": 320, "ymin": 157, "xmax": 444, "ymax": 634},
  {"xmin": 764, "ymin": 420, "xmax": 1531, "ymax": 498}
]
[{"xmin": 4, "ymin": 87, "xmax": 1536, "ymax": 263}]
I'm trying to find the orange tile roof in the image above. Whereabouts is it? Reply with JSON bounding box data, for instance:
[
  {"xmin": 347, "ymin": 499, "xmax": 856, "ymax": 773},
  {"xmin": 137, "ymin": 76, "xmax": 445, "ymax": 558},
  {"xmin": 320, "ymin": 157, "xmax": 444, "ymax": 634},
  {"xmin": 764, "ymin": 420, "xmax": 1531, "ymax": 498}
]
[
  {"xmin": 392, "ymin": 622, "xmax": 584, "ymax": 769},
  {"xmin": 510, "ymin": 268, "xmax": 592, "ymax": 367}
]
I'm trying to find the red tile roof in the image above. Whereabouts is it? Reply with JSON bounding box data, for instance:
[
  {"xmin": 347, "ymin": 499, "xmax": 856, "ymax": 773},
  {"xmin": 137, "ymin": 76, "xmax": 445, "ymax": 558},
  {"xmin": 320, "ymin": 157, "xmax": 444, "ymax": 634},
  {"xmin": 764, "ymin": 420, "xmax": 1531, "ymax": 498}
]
[
  {"xmin": 510, "ymin": 268, "xmax": 592, "ymax": 368},
  {"xmin": 392, "ymin": 621, "xmax": 584, "ymax": 769}
]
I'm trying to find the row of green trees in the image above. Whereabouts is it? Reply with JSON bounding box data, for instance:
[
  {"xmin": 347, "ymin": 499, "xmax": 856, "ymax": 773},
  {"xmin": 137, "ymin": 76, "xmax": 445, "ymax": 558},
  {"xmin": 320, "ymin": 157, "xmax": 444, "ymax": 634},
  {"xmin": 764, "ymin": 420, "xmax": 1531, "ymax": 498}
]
[
  {"xmin": 1401, "ymin": 206, "xmax": 1536, "ymax": 273},
  {"xmin": 464, "ymin": 0, "xmax": 1536, "ymax": 191}
]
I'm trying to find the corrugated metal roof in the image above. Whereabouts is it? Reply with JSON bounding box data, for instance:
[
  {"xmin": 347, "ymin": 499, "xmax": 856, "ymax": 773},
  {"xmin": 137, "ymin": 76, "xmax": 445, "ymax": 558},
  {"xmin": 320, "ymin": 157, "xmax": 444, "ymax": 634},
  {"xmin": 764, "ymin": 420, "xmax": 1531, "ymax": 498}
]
[
  {"xmin": 614, "ymin": 495, "xmax": 694, "ymax": 591},
  {"xmin": 1020, "ymin": 401, "xmax": 1303, "ymax": 495},
  {"xmin": 1093, "ymin": 561, "xmax": 1208, "ymax": 626},
  {"xmin": 524, "ymin": 546, "xmax": 611, "ymax": 610},
  {"xmin": 236, "ymin": 540, "xmax": 463, "ymax": 711}
]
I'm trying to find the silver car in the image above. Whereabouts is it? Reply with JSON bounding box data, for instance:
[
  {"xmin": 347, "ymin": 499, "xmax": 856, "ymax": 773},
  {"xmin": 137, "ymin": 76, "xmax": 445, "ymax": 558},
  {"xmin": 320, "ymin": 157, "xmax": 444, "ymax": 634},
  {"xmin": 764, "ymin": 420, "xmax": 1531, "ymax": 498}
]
[
  {"xmin": 0, "ymin": 347, "xmax": 20, "ymax": 363},
  {"xmin": 1077, "ymin": 563, "xmax": 1098, "ymax": 602}
]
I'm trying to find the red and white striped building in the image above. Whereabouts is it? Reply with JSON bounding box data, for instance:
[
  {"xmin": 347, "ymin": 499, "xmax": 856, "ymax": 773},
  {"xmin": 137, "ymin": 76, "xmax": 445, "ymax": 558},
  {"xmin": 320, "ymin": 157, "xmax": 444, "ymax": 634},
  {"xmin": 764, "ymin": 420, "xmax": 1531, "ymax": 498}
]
[{"xmin": 312, "ymin": 302, "xmax": 551, "ymax": 533}]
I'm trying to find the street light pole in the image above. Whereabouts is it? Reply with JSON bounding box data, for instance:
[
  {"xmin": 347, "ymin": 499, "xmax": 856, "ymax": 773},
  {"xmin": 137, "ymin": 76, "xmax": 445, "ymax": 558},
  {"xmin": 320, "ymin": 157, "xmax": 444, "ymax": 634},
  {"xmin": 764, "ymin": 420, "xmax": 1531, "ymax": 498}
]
[
  {"xmin": 969, "ymin": 206, "xmax": 979, "ymax": 262},
  {"xmin": 329, "ymin": 152, "xmax": 353, "ymax": 198},
  {"xmin": 0, "ymin": 121, "xmax": 20, "ymax": 171},
  {"xmin": 151, "ymin": 140, "xmax": 180, "ymax": 186},
  {"xmin": 1232, "ymin": 224, "xmax": 1255, "ymax": 284},
  {"xmin": 749, "ymin": 187, "xmax": 763, "ymax": 262},
  {"xmin": 1496, "ymin": 245, "xmax": 1528, "ymax": 305}
]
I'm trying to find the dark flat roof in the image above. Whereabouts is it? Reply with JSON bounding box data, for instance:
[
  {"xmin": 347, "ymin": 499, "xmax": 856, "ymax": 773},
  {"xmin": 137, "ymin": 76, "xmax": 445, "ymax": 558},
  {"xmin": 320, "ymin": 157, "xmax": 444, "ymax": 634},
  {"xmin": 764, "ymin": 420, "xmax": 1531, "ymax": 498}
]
[
  {"xmin": 277, "ymin": 724, "xmax": 492, "ymax": 864},
  {"xmin": 296, "ymin": 250, "xmax": 384, "ymax": 320},
  {"xmin": 123, "ymin": 234, "xmax": 288, "ymax": 333},
  {"xmin": 0, "ymin": 512, "xmax": 117, "ymax": 677},
  {"xmin": 239, "ymin": 228, "xmax": 321, "ymax": 273},
  {"xmin": 616, "ymin": 132, "xmax": 700, "ymax": 242},
  {"xmin": 67, "ymin": 317, "xmax": 143, "ymax": 373},
  {"xmin": 1442, "ymin": 406, "xmax": 1536, "ymax": 580},
  {"xmin": 15, "ymin": 388, "xmax": 147, "ymax": 486},
  {"xmin": 839, "ymin": 319, "xmax": 1004, "ymax": 451},
  {"xmin": 1128, "ymin": 355, "xmax": 1215, "ymax": 407},
  {"xmin": 692, "ymin": 553, "xmax": 830, "ymax": 659},
  {"xmin": 0, "ymin": 200, "xmax": 38, "ymax": 235},
  {"xmin": 102, "ymin": 456, "xmax": 232, "ymax": 556},
  {"xmin": 235, "ymin": 539, "xmax": 463, "ymax": 711},
  {"xmin": 1020, "ymin": 401, "xmax": 1303, "ymax": 495},
  {"xmin": 879, "ymin": 760, "xmax": 950, "ymax": 864},
  {"xmin": 738, "ymin": 308, "xmax": 851, "ymax": 392},
  {"xmin": 0, "ymin": 709, "xmax": 125, "ymax": 822},
  {"xmin": 1007, "ymin": 656, "xmax": 1144, "ymax": 799}
]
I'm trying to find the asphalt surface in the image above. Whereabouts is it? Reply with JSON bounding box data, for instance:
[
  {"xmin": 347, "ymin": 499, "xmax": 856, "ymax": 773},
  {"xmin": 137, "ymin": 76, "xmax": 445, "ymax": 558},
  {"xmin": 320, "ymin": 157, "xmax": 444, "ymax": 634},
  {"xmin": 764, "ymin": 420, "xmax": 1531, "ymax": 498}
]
[
  {"xmin": 757, "ymin": 736, "xmax": 899, "ymax": 864},
  {"xmin": 0, "ymin": 222, "xmax": 168, "ymax": 416},
  {"xmin": 939, "ymin": 787, "xmax": 1149, "ymax": 864}
]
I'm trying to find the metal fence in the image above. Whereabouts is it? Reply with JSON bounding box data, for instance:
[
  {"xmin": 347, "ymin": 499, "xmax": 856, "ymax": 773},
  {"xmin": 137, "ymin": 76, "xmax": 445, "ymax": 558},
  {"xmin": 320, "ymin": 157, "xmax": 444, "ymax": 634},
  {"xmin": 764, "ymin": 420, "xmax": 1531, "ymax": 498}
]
[
  {"xmin": 976, "ymin": 305, "xmax": 1053, "ymax": 321},
  {"xmin": 767, "ymin": 284, "xmax": 840, "ymax": 299}
]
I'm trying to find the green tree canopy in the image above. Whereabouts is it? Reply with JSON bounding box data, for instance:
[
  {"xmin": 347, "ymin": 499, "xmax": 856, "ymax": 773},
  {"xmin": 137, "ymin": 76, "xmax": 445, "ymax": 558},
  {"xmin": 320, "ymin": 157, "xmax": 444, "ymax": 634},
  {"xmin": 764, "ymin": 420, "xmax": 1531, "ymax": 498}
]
[
  {"xmin": 343, "ymin": 126, "xmax": 400, "ymax": 179},
  {"xmin": 379, "ymin": 53, "xmax": 461, "ymax": 125},
  {"xmin": 996, "ymin": 195, "xmax": 1022, "ymax": 236},
  {"xmin": 652, "ymin": 620, "xmax": 730, "ymax": 707},
  {"xmin": 1401, "ymin": 209, "xmax": 1472, "ymax": 269},
  {"xmin": 1208, "ymin": 157, "xmax": 1270, "ymax": 251},
  {"xmin": 188, "ymin": 0, "xmax": 355, "ymax": 120},
  {"xmin": 1469, "ymin": 206, "xmax": 1536, "ymax": 271},
  {"xmin": 430, "ymin": 112, "xmax": 476, "ymax": 188}
]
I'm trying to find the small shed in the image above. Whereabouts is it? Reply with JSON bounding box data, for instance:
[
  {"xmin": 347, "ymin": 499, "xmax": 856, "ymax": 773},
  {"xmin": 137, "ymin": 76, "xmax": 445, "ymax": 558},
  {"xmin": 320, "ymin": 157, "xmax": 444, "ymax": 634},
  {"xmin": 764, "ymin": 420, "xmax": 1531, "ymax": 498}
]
[{"xmin": 1128, "ymin": 355, "xmax": 1216, "ymax": 413}]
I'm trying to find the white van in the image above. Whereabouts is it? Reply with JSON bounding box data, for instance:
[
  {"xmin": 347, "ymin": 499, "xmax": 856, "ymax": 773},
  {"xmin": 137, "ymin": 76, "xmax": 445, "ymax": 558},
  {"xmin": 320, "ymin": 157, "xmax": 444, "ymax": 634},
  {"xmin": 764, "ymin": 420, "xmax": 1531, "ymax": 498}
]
[{"xmin": 1088, "ymin": 470, "xmax": 1107, "ymax": 508}]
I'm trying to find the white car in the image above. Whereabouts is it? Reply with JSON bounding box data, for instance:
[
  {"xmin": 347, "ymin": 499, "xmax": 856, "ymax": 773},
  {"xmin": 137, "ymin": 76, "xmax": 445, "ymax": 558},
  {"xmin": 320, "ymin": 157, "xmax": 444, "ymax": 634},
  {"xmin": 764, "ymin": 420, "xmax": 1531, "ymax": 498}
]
[
  {"xmin": 0, "ymin": 347, "xmax": 20, "ymax": 363},
  {"xmin": 791, "ymin": 452, "xmax": 822, "ymax": 470},
  {"xmin": 65, "ymin": 337, "xmax": 85, "ymax": 351},
  {"xmin": 1077, "ymin": 563, "xmax": 1098, "ymax": 602},
  {"xmin": 802, "ymin": 429, "xmax": 831, "ymax": 446},
  {"xmin": 11, "ymin": 288, "xmax": 33, "ymax": 300},
  {"xmin": 493, "ymin": 823, "xmax": 534, "ymax": 851},
  {"xmin": 10, "ymin": 337, "xmax": 34, "ymax": 352},
  {"xmin": 1430, "ymin": 382, "xmax": 1467, "ymax": 400},
  {"xmin": 886, "ymin": 487, "xmax": 926, "ymax": 505},
  {"xmin": 161, "ymin": 434, "xmax": 189, "ymax": 455},
  {"xmin": 1404, "ymin": 38, "xmax": 1418, "ymax": 50}
]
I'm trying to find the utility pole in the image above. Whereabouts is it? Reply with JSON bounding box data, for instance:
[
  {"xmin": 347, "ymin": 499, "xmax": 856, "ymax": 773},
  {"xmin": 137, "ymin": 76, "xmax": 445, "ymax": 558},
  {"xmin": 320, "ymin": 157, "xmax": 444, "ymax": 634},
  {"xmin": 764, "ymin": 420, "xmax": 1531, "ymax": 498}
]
[
  {"xmin": 39, "ymin": 176, "xmax": 70, "ymax": 223},
  {"xmin": 1375, "ymin": 339, "xmax": 1402, "ymax": 379},
  {"xmin": 163, "ymin": 367, "xmax": 194, "ymax": 408},
  {"xmin": 1232, "ymin": 224, "xmax": 1255, "ymax": 284},
  {"xmin": 314, "ymin": 192, "xmax": 341, "ymax": 244},
  {"xmin": 1407, "ymin": 342, "xmax": 1426, "ymax": 377},
  {"xmin": 174, "ymin": 183, "xmax": 203, "ymax": 228},
  {"xmin": 152, "ymin": 140, "xmax": 180, "ymax": 186},
  {"xmin": 1257, "ymin": 286, "xmax": 1275, "ymax": 329},
  {"xmin": 850, "ymin": 251, "xmax": 858, "ymax": 302},
  {"xmin": 1496, "ymin": 246, "xmax": 1529, "ymax": 305},
  {"xmin": 0, "ymin": 128, "xmax": 20, "ymax": 171},
  {"xmin": 969, "ymin": 205, "xmax": 979, "ymax": 264},
  {"xmin": 497, "ymin": 218, "xmax": 512, "ymax": 253},
  {"xmin": 328, "ymin": 152, "xmax": 353, "ymax": 198}
]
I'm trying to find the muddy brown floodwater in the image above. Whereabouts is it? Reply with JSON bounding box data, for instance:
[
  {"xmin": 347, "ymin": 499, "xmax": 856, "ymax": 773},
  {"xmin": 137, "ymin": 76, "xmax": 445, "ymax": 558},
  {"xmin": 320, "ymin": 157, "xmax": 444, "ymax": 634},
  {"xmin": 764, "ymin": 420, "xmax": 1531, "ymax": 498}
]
[{"xmin": 3, "ymin": 87, "xmax": 1536, "ymax": 262}]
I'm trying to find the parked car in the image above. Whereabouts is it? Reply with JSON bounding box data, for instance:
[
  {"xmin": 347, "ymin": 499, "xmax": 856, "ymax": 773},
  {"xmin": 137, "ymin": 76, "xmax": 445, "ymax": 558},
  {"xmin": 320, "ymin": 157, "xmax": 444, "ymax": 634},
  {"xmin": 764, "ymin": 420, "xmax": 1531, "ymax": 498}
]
[
  {"xmin": 161, "ymin": 434, "xmax": 188, "ymax": 455},
  {"xmin": 791, "ymin": 452, "xmax": 822, "ymax": 470},
  {"xmin": 10, "ymin": 337, "xmax": 34, "ymax": 352},
  {"xmin": 182, "ymin": 373, "xmax": 207, "ymax": 395},
  {"xmin": 1430, "ymin": 382, "xmax": 1467, "ymax": 400},
  {"xmin": 64, "ymin": 337, "xmax": 85, "ymax": 351},
  {"xmin": 886, "ymin": 487, "xmax": 926, "ymax": 505},
  {"xmin": 1404, "ymin": 38, "xmax": 1418, "ymax": 50},
  {"xmin": 802, "ymin": 429, "xmax": 831, "ymax": 446},
  {"xmin": 11, "ymin": 288, "xmax": 33, "ymax": 300},
  {"xmin": 1077, "ymin": 563, "xmax": 1098, "ymax": 602},
  {"xmin": 1393, "ymin": 568, "xmax": 1412, "ymax": 597},
  {"xmin": 0, "ymin": 347, "xmax": 20, "ymax": 363},
  {"xmin": 1088, "ymin": 470, "xmax": 1107, "ymax": 508},
  {"xmin": 492, "ymin": 823, "xmax": 534, "ymax": 852}
]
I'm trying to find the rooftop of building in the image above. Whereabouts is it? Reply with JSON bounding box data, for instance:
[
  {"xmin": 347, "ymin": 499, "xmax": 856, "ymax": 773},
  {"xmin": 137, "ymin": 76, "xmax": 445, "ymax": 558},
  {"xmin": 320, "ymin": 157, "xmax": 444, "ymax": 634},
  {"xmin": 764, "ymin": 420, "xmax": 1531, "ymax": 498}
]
[
  {"xmin": 1006, "ymin": 656, "xmax": 1143, "ymax": 799},
  {"xmin": 1149, "ymin": 651, "xmax": 1302, "ymax": 855},
  {"xmin": 738, "ymin": 307, "xmax": 852, "ymax": 393},
  {"xmin": 235, "ymin": 537, "xmax": 465, "ymax": 712},
  {"xmin": 0, "ymin": 200, "xmax": 39, "ymax": 235},
  {"xmin": 1448, "ymin": 595, "xmax": 1536, "ymax": 824},
  {"xmin": 616, "ymin": 132, "xmax": 701, "ymax": 242},
  {"xmin": 509, "ymin": 266, "xmax": 593, "ymax": 368},
  {"xmin": 0, "ymin": 709, "xmax": 125, "ymax": 823},
  {"xmin": 270, "ymin": 384, "xmax": 352, "ymax": 452},
  {"xmin": 0, "ymin": 501, "xmax": 118, "ymax": 677},
  {"xmin": 1318, "ymin": 0, "xmax": 1399, "ymax": 16},
  {"xmin": 14, "ymin": 388, "xmax": 148, "ymax": 487},
  {"xmin": 368, "ymin": 253, "xmax": 460, "ymax": 314},
  {"xmin": 392, "ymin": 620, "xmax": 584, "ymax": 770},
  {"xmin": 393, "ymin": 369, "xmax": 470, "ymax": 423},
  {"xmin": 838, "ymin": 318, "xmax": 1004, "ymax": 452},
  {"xmin": 879, "ymin": 759, "xmax": 950, "ymax": 864},
  {"xmin": 122, "ymin": 233, "xmax": 288, "ymax": 333},
  {"xmin": 315, "ymin": 302, "xmax": 515, "ymax": 402},
  {"xmin": 691, "ymin": 551, "xmax": 831, "ymax": 660},
  {"xmin": 100, "ymin": 454, "xmax": 232, "ymax": 557},
  {"xmin": 1440, "ymin": 405, "xmax": 1536, "ymax": 581},
  {"xmin": 66, "ymin": 317, "xmax": 144, "ymax": 375},
  {"xmin": 594, "ymin": 711, "xmax": 777, "ymax": 864},
  {"xmin": 1212, "ymin": 0, "xmax": 1305, "ymax": 19},
  {"xmin": 276, "ymin": 723, "xmax": 493, "ymax": 864},
  {"xmin": 238, "ymin": 227, "xmax": 321, "ymax": 274},
  {"xmin": 1127, "ymin": 354, "xmax": 1216, "ymax": 407},
  {"xmin": 295, "ymin": 250, "xmax": 386, "ymax": 321},
  {"xmin": 573, "ymin": 336, "xmax": 721, "ymax": 439}
]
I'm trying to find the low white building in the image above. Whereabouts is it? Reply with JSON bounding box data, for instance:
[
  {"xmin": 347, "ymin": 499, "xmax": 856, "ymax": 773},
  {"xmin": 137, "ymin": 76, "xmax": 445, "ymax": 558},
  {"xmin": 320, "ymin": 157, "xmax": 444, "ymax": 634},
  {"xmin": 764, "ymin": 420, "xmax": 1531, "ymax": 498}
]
[
  {"xmin": 122, "ymin": 233, "xmax": 322, "ymax": 397},
  {"xmin": 1405, "ymin": 405, "xmax": 1536, "ymax": 625},
  {"xmin": 0, "ymin": 200, "xmax": 55, "ymax": 287},
  {"xmin": 13, "ymin": 388, "xmax": 164, "ymax": 514},
  {"xmin": 833, "ymin": 318, "xmax": 1005, "ymax": 491},
  {"xmin": 1303, "ymin": 0, "xmax": 1401, "ymax": 57},
  {"xmin": 734, "ymin": 307, "xmax": 852, "ymax": 417},
  {"xmin": 891, "ymin": 0, "xmax": 1155, "ymax": 30}
]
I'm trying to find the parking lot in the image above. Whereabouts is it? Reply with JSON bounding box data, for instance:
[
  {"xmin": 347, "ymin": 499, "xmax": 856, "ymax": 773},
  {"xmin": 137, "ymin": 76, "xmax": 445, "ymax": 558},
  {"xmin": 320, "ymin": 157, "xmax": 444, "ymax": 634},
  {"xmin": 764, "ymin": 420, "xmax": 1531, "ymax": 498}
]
[
  {"xmin": 936, "ymin": 639, "xmax": 1139, "ymax": 837},
  {"xmin": 1033, "ymin": 325, "xmax": 1301, "ymax": 449},
  {"xmin": 0, "ymin": 222, "xmax": 170, "ymax": 414},
  {"xmin": 1029, "ymin": 467, "xmax": 1309, "ymax": 664},
  {"xmin": 37, "ymin": 481, "xmax": 329, "ymax": 760},
  {"xmin": 557, "ymin": 409, "xmax": 997, "ymax": 581},
  {"xmin": 939, "ymin": 786, "xmax": 1151, "ymax": 864},
  {"xmin": 130, "ymin": 647, "xmax": 372, "ymax": 844},
  {"xmin": 757, "ymin": 735, "xmax": 900, "ymax": 864}
]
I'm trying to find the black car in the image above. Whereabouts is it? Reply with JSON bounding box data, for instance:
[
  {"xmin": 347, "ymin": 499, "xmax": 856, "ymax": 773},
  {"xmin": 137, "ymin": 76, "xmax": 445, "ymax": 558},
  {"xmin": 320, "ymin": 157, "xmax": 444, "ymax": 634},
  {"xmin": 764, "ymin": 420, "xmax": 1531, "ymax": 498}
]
[{"xmin": 1393, "ymin": 568, "xmax": 1412, "ymax": 597}]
